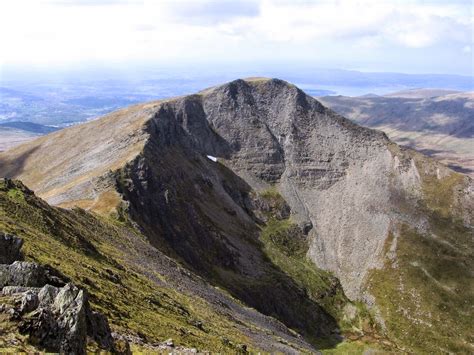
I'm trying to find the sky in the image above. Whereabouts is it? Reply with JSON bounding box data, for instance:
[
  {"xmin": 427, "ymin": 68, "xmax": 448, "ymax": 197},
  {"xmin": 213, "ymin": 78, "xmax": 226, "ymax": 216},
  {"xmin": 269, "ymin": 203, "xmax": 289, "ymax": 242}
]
[{"xmin": 0, "ymin": 0, "xmax": 473, "ymax": 76}]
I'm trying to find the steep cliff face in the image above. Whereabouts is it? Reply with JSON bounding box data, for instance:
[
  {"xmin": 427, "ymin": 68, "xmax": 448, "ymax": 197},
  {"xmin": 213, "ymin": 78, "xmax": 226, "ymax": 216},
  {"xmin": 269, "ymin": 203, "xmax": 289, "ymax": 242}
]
[
  {"xmin": 1, "ymin": 179, "xmax": 326, "ymax": 353},
  {"xmin": 1, "ymin": 78, "xmax": 472, "ymax": 353}
]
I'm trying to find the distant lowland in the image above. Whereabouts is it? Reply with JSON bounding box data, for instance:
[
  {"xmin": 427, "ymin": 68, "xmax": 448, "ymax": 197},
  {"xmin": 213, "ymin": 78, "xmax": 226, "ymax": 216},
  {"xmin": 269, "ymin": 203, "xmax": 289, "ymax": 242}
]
[{"xmin": 0, "ymin": 70, "xmax": 472, "ymax": 177}]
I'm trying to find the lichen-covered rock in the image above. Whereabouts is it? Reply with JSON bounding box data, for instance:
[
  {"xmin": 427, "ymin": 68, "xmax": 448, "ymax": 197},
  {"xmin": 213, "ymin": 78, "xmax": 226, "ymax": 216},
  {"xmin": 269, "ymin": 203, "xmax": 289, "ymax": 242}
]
[
  {"xmin": 19, "ymin": 290, "xmax": 39, "ymax": 314},
  {"xmin": 0, "ymin": 232, "xmax": 23, "ymax": 264},
  {"xmin": 4, "ymin": 282, "xmax": 114, "ymax": 354},
  {"xmin": 0, "ymin": 261, "xmax": 48, "ymax": 288},
  {"xmin": 87, "ymin": 308, "xmax": 115, "ymax": 350},
  {"xmin": 2, "ymin": 285, "xmax": 38, "ymax": 295},
  {"xmin": 0, "ymin": 236, "xmax": 115, "ymax": 353},
  {"xmin": 37, "ymin": 284, "xmax": 59, "ymax": 307},
  {"xmin": 52, "ymin": 283, "xmax": 88, "ymax": 354}
]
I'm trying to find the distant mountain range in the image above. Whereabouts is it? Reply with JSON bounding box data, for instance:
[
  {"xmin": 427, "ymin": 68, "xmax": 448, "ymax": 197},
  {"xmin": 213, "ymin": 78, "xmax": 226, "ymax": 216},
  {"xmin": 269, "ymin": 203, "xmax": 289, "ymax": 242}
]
[
  {"xmin": 0, "ymin": 121, "xmax": 58, "ymax": 134},
  {"xmin": 383, "ymin": 88, "xmax": 462, "ymax": 99},
  {"xmin": 320, "ymin": 90, "xmax": 474, "ymax": 176}
]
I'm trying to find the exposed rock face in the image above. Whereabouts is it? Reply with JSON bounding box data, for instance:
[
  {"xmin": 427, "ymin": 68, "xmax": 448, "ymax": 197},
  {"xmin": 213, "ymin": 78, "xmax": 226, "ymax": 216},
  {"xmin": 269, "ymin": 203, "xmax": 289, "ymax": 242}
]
[
  {"xmin": 0, "ymin": 236, "xmax": 115, "ymax": 353},
  {"xmin": 0, "ymin": 262, "xmax": 49, "ymax": 288},
  {"xmin": 0, "ymin": 261, "xmax": 68, "ymax": 289},
  {"xmin": 0, "ymin": 233, "xmax": 23, "ymax": 264},
  {"xmin": 128, "ymin": 78, "xmax": 424, "ymax": 299},
  {"xmin": 1, "ymin": 78, "xmax": 473, "ymax": 352},
  {"xmin": 14, "ymin": 283, "xmax": 88, "ymax": 354}
]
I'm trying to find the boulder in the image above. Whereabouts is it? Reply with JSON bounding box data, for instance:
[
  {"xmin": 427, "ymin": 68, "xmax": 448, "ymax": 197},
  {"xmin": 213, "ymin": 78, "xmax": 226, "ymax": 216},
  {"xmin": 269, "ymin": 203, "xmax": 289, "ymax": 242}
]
[
  {"xmin": 19, "ymin": 290, "xmax": 39, "ymax": 313},
  {"xmin": 0, "ymin": 234, "xmax": 115, "ymax": 353},
  {"xmin": 14, "ymin": 283, "xmax": 104, "ymax": 354},
  {"xmin": 52, "ymin": 283, "xmax": 88, "ymax": 354},
  {"xmin": 37, "ymin": 284, "xmax": 59, "ymax": 307},
  {"xmin": 0, "ymin": 261, "xmax": 48, "ymax": 288},
  {"xmin": 0, "ymin": 232, "xmax": 23, "ymax": 264}
]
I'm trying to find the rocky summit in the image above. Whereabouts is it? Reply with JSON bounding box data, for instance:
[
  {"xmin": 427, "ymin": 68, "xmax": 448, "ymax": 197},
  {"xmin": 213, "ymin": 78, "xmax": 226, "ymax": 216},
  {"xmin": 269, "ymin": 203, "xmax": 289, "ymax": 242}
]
[{"xmin": 0, "ymin": 78, "xmax": 473, "ymax": 353}]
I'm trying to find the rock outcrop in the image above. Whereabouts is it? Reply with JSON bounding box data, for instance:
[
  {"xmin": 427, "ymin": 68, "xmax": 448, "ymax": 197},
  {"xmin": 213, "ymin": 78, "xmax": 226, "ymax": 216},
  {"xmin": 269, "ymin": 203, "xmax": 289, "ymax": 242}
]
[
  {"xmin": 0, "ymin": 78, "xmax": 472, "ymax": 353},
  {"xmin": 0, "ymin": 234, "xmax": 115, "ymax": 353},
  {"xmin": 0, "ymin": 233, "xmax": 23, "ymax": 264}
]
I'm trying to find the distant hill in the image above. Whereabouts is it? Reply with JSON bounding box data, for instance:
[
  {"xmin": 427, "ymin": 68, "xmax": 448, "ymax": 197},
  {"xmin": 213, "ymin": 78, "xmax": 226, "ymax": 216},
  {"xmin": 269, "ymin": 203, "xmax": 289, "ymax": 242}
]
[
  {"xmin": 0, "ymin": 127, "xmax": 39, "ymax": 152},
  {"xmin": 0, "ymin": 122, "xmax": 59, "ymax": 151},
  {"xmin": 319, "ymin": 91, "xmax": 474, "ymax": 176},
  {"xmin": 383, "ymin": 88, "xmax": 462, "ymax": 99},
  {"xmin": 0, "ymin": 121, "xmax": 58, "ymax": 134}
]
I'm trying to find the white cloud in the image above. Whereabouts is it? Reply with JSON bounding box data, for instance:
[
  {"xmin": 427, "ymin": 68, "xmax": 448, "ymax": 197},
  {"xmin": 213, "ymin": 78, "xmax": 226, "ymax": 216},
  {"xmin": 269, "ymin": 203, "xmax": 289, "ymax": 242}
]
[{"xmin": 0, "ymin": 0, "xmax": 472, "ymax": 74}]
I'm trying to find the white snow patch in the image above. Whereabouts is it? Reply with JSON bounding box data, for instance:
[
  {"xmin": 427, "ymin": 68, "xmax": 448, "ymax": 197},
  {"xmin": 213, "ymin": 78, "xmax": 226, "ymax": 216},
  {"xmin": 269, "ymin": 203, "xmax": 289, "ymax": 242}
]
[{"xmin": 206, "ymin": 155, "xmax": 217, "ymax": 162}]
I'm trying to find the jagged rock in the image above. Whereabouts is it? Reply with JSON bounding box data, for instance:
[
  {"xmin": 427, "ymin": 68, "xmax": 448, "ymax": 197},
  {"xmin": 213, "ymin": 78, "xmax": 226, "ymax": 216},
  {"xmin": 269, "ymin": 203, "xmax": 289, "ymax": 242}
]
[
  {"xmin": 0, "ymin": 261, "xmax": 49, "ymax": 288},
  {"xmin": 19, "ymin": 290, "xmax": 39, "ymax": 314},
  {"xmin": 53, "ymin": 284, "xmax": 88, "ymax": 354},
  {"xmin": 0, "ymin": 236, "xmax": 115, "ymax": 353},
  {"xmin": 12, "ymin": 282, "xmax": 112, "ymax": 354},
  {"xmin": 0, "ymin": 232, "xmax": 23, "ymax": 264},
  {"xmin": 2, "ymin": 286, "xmax": 38, "ymax": 295},
  {"xmin": 87, "ymin": 308, "xmax": 115, "ymax": 350},
  {"xmin": 37, "ymin": 284, "xmax": 59, "ymax": 307}
]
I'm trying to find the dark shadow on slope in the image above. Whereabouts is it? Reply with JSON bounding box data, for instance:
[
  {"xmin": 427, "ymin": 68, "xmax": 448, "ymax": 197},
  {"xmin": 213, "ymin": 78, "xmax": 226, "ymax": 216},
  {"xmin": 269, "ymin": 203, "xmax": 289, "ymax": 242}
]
[
  {"xmin": 0, "ymin": 146, "xmax": 40, "ymax": 178},
  {"xmin": 114, "ymin": 83, "xmax": 349, "ymax": 349},
  {"xmin": 446, "ymin": 164, "xmax": 474, "ymax": 175},
  {"xmin": 116, "ymin": 142, "xmax": 342, "ymax": 350}
]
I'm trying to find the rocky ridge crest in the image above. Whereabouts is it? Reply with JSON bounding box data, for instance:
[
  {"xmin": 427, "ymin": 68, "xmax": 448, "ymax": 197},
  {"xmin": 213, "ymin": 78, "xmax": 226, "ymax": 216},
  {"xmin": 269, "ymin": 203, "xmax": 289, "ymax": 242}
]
[{"xmin": 0, "ymin": 78, "xmax": 472, "ymax": 353}]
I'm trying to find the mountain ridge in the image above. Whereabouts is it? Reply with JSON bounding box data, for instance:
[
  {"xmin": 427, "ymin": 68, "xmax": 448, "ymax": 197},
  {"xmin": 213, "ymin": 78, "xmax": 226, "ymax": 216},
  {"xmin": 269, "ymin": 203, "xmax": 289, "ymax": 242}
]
[
  {"xmin": 1, "ymin": 78, "xmax": 473, "ymax": 353},
  {"xmin": 319, "ymin": 91, "xmax": 474, "ymax": 176}
]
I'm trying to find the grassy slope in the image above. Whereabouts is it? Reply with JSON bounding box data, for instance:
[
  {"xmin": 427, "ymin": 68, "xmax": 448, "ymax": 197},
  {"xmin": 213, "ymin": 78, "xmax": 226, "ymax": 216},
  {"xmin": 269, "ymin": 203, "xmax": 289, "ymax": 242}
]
[
  {"xmin": 2, "ymin": 162, "xmax": 471, "ymax": 353},
  {"xmin": 0, "ymin": 179, "xmax": 264, "ymax": 352},
  {"xmin": 256, "ymin": 189, "xmax": 392, "ymax": 353},
  {"xmin": 368, "ymin": 158, "xmax": 474, "ymax": 353}
]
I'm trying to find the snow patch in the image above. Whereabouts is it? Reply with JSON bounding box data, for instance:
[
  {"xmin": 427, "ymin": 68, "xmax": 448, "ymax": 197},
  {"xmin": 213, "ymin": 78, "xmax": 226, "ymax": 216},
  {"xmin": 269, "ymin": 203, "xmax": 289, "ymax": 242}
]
[{"xmin": 206, "ymin": 155, "xmax": 217, "ymax": 162}]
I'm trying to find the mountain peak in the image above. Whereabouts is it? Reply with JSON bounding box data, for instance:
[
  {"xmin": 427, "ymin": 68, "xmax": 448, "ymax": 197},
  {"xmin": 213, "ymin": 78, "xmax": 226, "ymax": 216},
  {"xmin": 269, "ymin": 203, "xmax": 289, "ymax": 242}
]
[
  {"xmin": 0, "ymin": 78, "xmax": 395, "ymax": 217},
  {"xmin": 1, "ymin": 78, "xmax": 473, "ymax": 353}
]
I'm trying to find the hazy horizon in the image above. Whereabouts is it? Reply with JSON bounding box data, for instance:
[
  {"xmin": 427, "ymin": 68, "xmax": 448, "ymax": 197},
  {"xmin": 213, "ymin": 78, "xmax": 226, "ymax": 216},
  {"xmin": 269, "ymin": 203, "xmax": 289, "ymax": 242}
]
[
  {"xmin": 0, "ymin": 0, "xmax": 472, "ymax": 130},
  {"xmin": 1, "ymin": 0, "xmax": 473, "ymax": 79}
]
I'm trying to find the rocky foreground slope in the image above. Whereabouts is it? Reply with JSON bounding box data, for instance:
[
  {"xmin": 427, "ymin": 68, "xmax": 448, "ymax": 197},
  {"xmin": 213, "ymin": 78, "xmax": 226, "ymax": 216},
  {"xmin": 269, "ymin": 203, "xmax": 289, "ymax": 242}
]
[{"xmin": 1, "ymin": 78, "xmax": 473, "ymax": 353}]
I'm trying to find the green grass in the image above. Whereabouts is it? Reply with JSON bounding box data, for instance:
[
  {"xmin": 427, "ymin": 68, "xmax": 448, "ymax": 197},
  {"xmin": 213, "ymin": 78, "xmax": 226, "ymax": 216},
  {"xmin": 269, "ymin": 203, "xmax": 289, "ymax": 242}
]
[
  {"xmin": 367, "ymin": 166, "xmax": 474, "ymax": 353},
  {"xmin": 6, "ymin": 188, "xmax": 25, "ymax": 202},
  {"xmin": 258, "ymin": 215, "xmax": 382, "ymax": 350},
  {"xmin": 420, "ymin": 168, "xmax": 465, "ymax": 219},
  {"xmin": 368, "ymin": 224, "xmax": 473, "ymax": 353},
  {"xmin": 0, "ymin": 179, "xmax": 263, "ymax": 352},
  {"xmin": 321, "ymin": 339, "xmax": 386, "ymax": 354}
]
